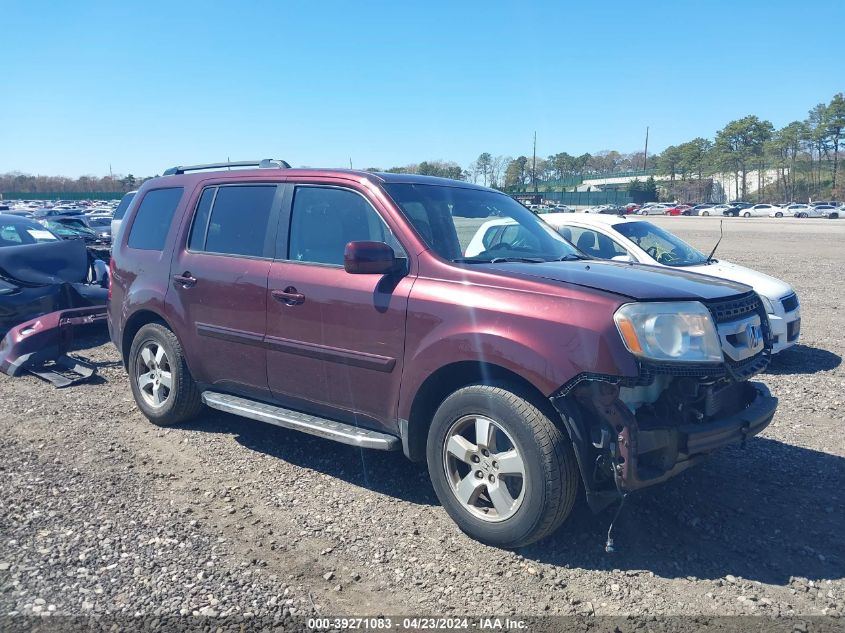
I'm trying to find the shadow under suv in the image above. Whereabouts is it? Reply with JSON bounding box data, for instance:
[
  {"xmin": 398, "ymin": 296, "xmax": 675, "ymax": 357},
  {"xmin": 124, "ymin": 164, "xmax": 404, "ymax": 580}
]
[{"xmin": 108, "ymin": 160, "xmax": 778, "ymax": 547}]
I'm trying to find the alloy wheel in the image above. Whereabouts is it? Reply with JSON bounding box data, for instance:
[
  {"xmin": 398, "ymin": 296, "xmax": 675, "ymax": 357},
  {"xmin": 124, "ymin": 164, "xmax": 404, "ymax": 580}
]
[
  {"xmin": 442, "ymin": 415, "xmax": 526, "ymax": 522},
  {"xmin": 136, "ymin": 342, "xmax": 172, "ymax": 408}
]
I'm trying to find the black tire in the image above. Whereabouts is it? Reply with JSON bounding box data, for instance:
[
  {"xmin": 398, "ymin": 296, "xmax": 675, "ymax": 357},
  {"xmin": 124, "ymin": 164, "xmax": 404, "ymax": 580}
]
[
  {"xmin": 426, "ymin": 384, "xmax": 579, "ymax": 548},
  {"xmin": 128, "ymin": 323, "xmax": 204, "ymax": 426},
  {"xmin": 702, "ymin": 210, "xmax": 710, "ymax": 216},
  {"xmin": 641, "ymin": 210, "xmax": 649, "ymax": 216},
  {"xmin": 775, "ymin": 212, "xmax": 783, "ymax": 218},
  {"xmin": 743, "ymin": 211, "xmax": 751, "ymax": 218}
]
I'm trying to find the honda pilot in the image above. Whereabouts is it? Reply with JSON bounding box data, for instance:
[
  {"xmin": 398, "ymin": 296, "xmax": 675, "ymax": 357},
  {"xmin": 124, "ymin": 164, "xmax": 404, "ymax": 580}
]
[{"xmin": 108, "ymin": 160, "xmax": 778, "ymax": 547}]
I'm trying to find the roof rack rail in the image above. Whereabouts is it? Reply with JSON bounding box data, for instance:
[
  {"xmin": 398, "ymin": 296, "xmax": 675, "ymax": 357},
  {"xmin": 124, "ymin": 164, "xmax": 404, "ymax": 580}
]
[{"xmin": 162, "ymin": 159, "xmax": 291, "ymax": 176}]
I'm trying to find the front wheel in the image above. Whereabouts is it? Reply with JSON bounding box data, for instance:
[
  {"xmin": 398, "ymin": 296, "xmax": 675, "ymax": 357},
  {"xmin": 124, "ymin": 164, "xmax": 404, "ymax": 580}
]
[
  {"xmin": 128, "ymin": 323, "xmax": 204, "ymax": 426},
  {"xmin": 775, "ymin": 212, "xmax": 783, "ymax": 218},
  {"xmin": 743, "ymin": 211, "xmax": 751, "ymax": 218},
  {"xmin": 641, "ymin": 210, "xmax": 649, "ymax": 216},
  {"xmin": 426, "ymin": 384, "xmax": 579, "ymax": 548},
  {"xmin": 702, "ymin": 210, "xmax": 710, "ymax": 216}
]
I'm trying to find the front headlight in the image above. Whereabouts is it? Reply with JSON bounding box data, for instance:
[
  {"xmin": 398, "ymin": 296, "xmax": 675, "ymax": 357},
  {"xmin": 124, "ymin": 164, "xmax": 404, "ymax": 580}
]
[
  {"xmin": 614, "ymin": 301, "xmax": 723, "ymax": 362},
  {"xmin": 760, "ymin": 296, "xmax": 775, "ymax": 314}
]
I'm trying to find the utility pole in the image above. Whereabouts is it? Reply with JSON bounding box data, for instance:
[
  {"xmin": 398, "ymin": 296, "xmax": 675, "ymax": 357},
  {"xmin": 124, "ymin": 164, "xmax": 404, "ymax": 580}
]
[
  {"xmin": 532, "ymin": 131, "xmax": 538, "ymax": 193},
  {"xmin": 643, "ymin": 127, "xmax": 649, "ymax": 171}
]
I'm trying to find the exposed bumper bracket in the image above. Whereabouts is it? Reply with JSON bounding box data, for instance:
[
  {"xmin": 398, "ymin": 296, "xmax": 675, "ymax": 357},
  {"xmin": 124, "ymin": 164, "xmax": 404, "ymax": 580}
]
[{"xmin": 0, "ymin": 306, "xmax": 107, "ymax": 388}]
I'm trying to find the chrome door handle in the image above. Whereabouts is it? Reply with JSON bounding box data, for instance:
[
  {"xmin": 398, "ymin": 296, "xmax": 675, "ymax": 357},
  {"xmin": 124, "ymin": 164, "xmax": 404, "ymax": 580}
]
[
  {"xmin": 271, "ymin": 287, "xmax": 305, "ymax": 306},
  {"xmin": 172, "ymin": 272, "xmax": 197, "ymax": 288}
]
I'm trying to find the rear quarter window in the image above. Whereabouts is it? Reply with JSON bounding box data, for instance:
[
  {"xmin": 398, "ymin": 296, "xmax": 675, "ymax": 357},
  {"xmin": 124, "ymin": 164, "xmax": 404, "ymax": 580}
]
[{"xmin": 126, "ymin": 188, "xmax": 184, "ymax": 251}]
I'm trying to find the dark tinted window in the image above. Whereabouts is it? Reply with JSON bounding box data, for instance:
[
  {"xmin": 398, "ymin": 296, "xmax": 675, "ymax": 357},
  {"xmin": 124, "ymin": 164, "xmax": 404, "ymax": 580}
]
[
  {"xmin": 126, "ymin": 188, "xmax": 183, "ymax": 250},
  {"xmin": 187, "ymin": 187, "xmax": 216, "ymax": 251},
  {"xmin": 289, "ymin": 186, "xmax": 401, "ymax": 266},
  {"xmin": 204, "ymin": 186, "xmax": 276, "ymax": 257},
  {"xmin": 113, "ymin": 191, "xmax": 137, "ymax": 220}
]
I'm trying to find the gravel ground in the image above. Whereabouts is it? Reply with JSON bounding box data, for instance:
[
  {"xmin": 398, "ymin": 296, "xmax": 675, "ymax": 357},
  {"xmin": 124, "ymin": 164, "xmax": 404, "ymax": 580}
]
[{"xmin": 0, "ymin": 216, "xmax": 842, "ymax": 623}]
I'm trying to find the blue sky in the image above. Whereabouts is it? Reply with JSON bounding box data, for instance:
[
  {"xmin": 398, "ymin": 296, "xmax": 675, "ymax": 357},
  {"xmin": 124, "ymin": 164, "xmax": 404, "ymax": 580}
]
[{"xmin": 2, "ymin": 0, "xmax": 843, "ymax": 178}]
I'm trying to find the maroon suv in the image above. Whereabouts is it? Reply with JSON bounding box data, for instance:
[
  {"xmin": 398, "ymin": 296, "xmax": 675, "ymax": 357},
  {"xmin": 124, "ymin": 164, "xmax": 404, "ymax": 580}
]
[{"xmin": 109, "ymin": 160, "xmax": 777, "ymax": 547}]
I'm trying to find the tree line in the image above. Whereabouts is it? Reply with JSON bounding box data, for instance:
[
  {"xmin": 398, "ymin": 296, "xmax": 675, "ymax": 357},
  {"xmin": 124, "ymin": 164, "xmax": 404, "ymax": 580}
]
[
  {"xmin": 0, "ymin": 172, "xmax": 148, "ymax": 195},
  {"xmin": 367, "ymin": 92, "xmax": 845, "ymax": 201}
]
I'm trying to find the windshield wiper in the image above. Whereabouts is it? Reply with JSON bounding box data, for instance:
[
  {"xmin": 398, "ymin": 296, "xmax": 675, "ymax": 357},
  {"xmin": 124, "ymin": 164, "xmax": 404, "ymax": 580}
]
[
  {"xmin": 490, "ymin": 256, "xmax": 546, "ymax": 264},
  {"xmin": 451, "ymin": 257, "xmax": 494, "ymax": 264},
  {"xmin": 552, "ymin": 254, "xmax": 591, "ymax": 261}
]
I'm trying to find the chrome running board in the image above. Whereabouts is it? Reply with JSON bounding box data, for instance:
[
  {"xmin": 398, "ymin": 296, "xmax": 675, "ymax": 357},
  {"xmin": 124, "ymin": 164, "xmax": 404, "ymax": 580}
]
[{"xmin": 202, "ymin": 392, "xmax": 400, "ymax": 451}]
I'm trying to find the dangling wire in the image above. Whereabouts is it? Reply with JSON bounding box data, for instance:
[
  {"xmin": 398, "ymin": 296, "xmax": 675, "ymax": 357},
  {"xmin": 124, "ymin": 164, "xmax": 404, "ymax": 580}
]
[{"xmin": 605, "ymin": 492, "xmax": 628, "ymax": 553}]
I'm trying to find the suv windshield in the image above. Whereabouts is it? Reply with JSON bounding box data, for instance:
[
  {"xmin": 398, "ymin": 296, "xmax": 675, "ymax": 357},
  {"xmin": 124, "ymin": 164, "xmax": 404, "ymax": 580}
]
[
  {"xmin": 383, "ymin": 183, "xmax": 583, "ymax": 263},
  {"xmin": 611, "ymin": 220, "xmax": 708, "ymax": 267}
]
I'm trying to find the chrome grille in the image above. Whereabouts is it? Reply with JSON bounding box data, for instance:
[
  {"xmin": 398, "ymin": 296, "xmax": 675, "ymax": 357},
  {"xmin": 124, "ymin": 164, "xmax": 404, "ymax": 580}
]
[{"xmin": 706, "ymin": 292, "xmax": 762, "ymax": 324}]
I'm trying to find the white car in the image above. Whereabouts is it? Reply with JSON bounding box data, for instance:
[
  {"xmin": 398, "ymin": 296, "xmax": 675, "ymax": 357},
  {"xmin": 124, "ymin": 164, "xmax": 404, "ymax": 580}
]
[
  {"xmin": 466, "ymin": 213, "xmax": 801, "ymax": 353},
  {"xmin": 638, "ymin": 204, "xmax": 672, "ymax": 216},
  {"xmin": 740, "ymin": 204, "xmax": 782, "ymax": 218},
  {"xmin": 771, "ymin": 204, "xmax": 809, "ymax": 218}
]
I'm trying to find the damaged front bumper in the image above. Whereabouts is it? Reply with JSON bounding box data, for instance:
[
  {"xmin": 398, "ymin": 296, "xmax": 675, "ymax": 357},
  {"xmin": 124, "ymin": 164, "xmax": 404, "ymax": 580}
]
[{"xmin": 553, "ymin": 378, "xmax": 777, "ymax": 511}]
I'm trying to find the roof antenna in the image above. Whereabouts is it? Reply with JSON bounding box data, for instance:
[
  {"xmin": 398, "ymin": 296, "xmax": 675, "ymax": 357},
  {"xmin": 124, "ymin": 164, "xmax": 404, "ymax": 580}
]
[
  {"xmin": 707, "ymin": 219, "xmax": 724, "ymax": 263},
  {"xmin": 349, "ymin": 158, "xmax": 353, "ymax": 169}
]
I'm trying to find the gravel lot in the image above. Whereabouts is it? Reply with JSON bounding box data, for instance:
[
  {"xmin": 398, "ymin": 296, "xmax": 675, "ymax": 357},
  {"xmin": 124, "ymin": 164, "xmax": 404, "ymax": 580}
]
[{"xmin": 1, "ymin": 216, "xmax": 842, "ymax": 623}]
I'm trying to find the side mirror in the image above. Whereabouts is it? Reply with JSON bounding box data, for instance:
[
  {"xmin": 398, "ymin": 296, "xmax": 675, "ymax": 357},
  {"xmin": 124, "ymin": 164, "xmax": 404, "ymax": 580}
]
[{"xmin": 344, "ymin": 241, "xmax": 403, "ymax": 275}]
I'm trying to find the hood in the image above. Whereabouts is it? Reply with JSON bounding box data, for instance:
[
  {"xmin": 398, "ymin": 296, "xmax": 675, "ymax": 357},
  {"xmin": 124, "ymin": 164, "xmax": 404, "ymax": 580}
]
[
  {"xmin": 683, "ymin": 260, "xmax": 794, "ymax": 301},
  {"xmin": 0, "ymin": 239, "xmax": 89, "ymax": 285},
  {"xmin": 485, "ymin": 260, "xmax": 751, "ymax": 301}
]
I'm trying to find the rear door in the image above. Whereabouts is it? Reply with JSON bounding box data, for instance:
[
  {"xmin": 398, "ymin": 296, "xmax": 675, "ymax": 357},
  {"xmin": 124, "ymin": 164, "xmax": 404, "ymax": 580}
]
[
  {"xmin": 167, "ymin": 183, "xmax": 284, "ymax": 399},
  {"xmin": 265, "ymin": 183, "xmax": 413, "ymax": 431}
]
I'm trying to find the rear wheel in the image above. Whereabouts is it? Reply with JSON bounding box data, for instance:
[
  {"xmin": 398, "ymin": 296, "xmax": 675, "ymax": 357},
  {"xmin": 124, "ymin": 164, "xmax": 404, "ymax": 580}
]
[
  {"xmin": 426, "ymin": 384, "xmax": 579, "ymax": 548},
  {"xmin": 702, "ymin": 210, "xmax": 710, "ymax": 216},
  {"xmin": 743, "ymin": 211, "xmax": 751, "ymax": 218},
  {"xmin": 775, "ymin": 212, "xmax": 783, "ymax": 218},
  {"xmin": 128, "ymin": 323, "xmax": 203, "ymax": 426},
  {"xmin": 641, "ymin": 210, "xmax": 649, "ymax": 216}
]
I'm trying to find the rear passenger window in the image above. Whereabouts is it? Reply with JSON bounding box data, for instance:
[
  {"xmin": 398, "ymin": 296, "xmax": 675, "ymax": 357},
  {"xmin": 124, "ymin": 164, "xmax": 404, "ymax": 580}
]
[
  {"xmin": 197, "ymin": 186, "xmax": 276, "ymax": 257},
  {"xmin": 127, "ymin": 188, "xmax": 183, "ymax": 250}
]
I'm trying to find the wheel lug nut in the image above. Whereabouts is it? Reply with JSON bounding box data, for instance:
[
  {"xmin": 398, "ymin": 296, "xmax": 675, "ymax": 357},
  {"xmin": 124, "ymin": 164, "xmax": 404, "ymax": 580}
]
[
  {"xmin": 475, "ymin": 470, "xmax": 483, "ymax": 479},
  {"xmin": 471, "ymin": 455, "xmax": 480, "ymax": 463},
  {"xmin": 492, "ymin": 461, "xmax": 498, "ymax": 469},
  {"xmin": 481, "ymin": 449, "xmax": 489, "ymax": 457},
  {"xmin": 488, "ymin": 474, "xmax": 495, "ymax": 483}
]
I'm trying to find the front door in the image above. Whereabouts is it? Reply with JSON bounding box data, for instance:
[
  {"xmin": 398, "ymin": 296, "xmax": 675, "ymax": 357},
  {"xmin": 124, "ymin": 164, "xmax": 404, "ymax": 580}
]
[
  {"xmin": 168, "ymin": 183, "xmax": 282, "ymax": 399},
  {"xmin": 266, "ymin": 184, "xmax": 413, "ymax": 431}
]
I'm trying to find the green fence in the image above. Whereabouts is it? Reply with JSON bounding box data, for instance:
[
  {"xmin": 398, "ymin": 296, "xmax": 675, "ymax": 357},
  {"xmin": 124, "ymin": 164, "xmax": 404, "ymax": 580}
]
[
  {"xmin": 581, "ymin": 168, "xmax": 657, "ymax": 181},
  {"xmin": 0, "ymin": 191, "xmax": 126, "ymax": 201},
  {"xmin": 514, "ymin": 191, "xmax": 633, "ymax": 206}
]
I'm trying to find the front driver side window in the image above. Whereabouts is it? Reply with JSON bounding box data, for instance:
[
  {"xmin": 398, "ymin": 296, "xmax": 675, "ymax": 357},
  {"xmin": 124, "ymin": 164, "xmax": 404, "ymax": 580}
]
[
  {"xmin": 568, "ymin": 227, "xmax": 629, "ymax": 260},
  {"xmin": 288, "ymin": 186, "xmax": 404, "ymax": 265}
]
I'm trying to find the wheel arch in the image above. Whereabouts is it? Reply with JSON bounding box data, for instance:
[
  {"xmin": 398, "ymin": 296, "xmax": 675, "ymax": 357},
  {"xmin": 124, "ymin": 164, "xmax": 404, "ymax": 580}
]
[
  {"xmin": 121, "ymin": 309, "xmax": 172, "ymax": 370},
  {"xmin": 401, "ymin": 360, "xmax": 553, "ymax": 462}
]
